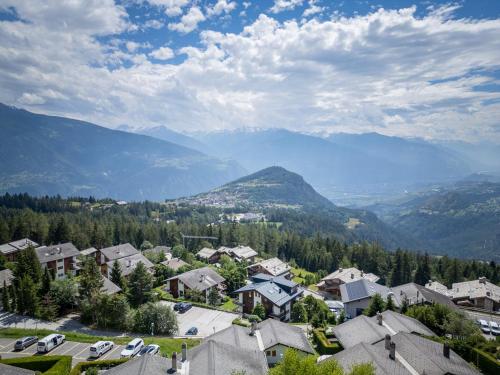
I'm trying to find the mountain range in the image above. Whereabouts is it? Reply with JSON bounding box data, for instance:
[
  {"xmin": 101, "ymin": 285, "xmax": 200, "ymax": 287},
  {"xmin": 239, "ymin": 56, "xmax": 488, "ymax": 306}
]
[{"xmin": 0, "ymin": 104, "xmax": 244, "ymax": 200}]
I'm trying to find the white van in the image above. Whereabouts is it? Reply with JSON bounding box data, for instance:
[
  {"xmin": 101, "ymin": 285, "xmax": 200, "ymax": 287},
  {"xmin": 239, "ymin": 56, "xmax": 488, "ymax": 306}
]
[
  {"xmin": 37, "ymin": 334, "xmax": 65, "ymax": 353},
  {"xmin": 120, "ymin": 338, "xmax": 144, "ymax": 358},
  {"xmin": 89, "ymin": 340, "xmax": 114, "ymax": 358}
]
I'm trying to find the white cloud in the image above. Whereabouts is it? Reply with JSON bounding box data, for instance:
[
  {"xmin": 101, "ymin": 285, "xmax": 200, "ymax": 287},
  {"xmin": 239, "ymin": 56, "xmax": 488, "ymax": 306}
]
[
  {"xmin": 270, "ymin": 0, "xmax": 304, "ymax": 14},
  {"xmin": 144, "ymin": 19, "xmax": 164, "ymax": 29},
  {"xmin": 149, "ymin": 46, "xmax": 175, "ymax": 60},
  {"xmin": 145, "ymin": 0, "xmax": 190, "ymax": 17},
  {"xmin": 303, "ymin": 0, "xmax": 323, "ymax": 17},
  {"xmin": 168, "ymin": 6, "xmax": 205, "ymax": 33},
  {"xmin": 206, "ymin": 0, "xmax": 237, "ymax": 18},
  {"xmin": 1, "ymin": 3, "xmax": 500, "ymax": 142}
]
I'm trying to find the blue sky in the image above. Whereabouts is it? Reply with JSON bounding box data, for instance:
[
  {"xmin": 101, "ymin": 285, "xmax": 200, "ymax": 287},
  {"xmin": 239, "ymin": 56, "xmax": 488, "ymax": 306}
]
[{"xmin": 1, "ymin": 0, "xmax": 500, "ymax": 142}]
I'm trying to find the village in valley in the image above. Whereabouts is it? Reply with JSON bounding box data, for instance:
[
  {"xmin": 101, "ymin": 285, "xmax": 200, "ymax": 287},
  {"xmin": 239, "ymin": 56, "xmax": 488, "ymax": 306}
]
[{"xmin": 0, "ymin": 230, "xmax": 498, "ymax": 375}]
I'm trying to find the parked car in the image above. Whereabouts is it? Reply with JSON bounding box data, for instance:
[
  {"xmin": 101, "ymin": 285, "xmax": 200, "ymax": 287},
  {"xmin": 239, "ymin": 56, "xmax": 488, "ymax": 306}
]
[
  {"xmin": 37, "ymin": 334, "xmax": 65, "ymax": 353},
  {"xmin": 120, "ymin": 338, "xmax": 144, "ymax": 358},
  {"xmin": 173, "ymin": 302, "xmax": 184, "ymax": 311},
  {"xmin": 478, "ymin": 319, "xmax": 491, "ymax": 334},
  {"xmin": 177, "ymin": 302, "xmax": 193, "ymax": 313},
  {"xmin": 89, "ymin": 340, "xmax": 114, "ymax": 358},
  {"xmin": 137, "ymin": 344, "xmax": 160, "ymax": 356},
  {"xmin": 14, "ymin": 336, "xmax": 38, "ymax": 351},
  {"xmin": 489, "ymin": 321, "xmax": 500, "ymax": 336},
  {"xmin": 186, "ymin": 327, "xmax": 198, "ymax": 335}
]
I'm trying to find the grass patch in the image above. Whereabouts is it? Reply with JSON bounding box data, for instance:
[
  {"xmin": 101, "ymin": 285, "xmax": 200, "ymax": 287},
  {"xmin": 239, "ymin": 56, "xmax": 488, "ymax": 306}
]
[
  {"xmin": 291, "ymin": 267, "xmax": 318, "ymax": 291},
  {"xmin": 0, "ymin": 328, "xmax": 199, "ymax": 357},
  {"xmin": 220, "ymin": 298, "xmax": 238, "ymax": 312}
]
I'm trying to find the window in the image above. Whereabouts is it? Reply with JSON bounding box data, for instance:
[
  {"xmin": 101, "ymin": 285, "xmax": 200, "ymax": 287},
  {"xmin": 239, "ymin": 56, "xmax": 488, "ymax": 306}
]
[
  {"xmin": 272, "ymin": 350, "xmax": 277, "ymax": 357},
  {"xmin": 266, "ymin": 351, "xmax": 271, "ymax": 356},
  {"xmin": 57, "ymin": 266, "xmax": 64, "ymax": 270}
]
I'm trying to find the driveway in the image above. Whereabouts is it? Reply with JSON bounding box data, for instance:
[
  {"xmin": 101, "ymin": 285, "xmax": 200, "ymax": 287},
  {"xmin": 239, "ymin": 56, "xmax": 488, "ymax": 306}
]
[
  {"xmin": 160, "ymin": 301, "xmax": 238, "ymax": 338},
  {"xmin": 0, "ymin": 337, "xmax": 125, "ymax": 367}
]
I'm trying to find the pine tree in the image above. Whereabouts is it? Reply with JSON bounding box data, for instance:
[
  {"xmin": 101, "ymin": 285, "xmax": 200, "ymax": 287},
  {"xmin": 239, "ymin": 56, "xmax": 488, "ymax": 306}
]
[
  {"xmin": 385, "ymin": 294, "xmax": 396, "ymax": 311},
  {"xmin": 208, "ymin": 287, "xmax": 219, "ymax": 306},
  {"xmin": 14, "ymin": 246, "xmax": 42, "ymax": 285},
  {"xmin": 78, "ymin": 257, "xmax": 103, "ymax": 301},
  {"xmin": 2, "ymin": 281, "xmax": 10, "ymax": 311},
  {"xmin": 291, "ymin": 301, "xmax": 308, "ymax": 323},
  {"xmin": 365, "ymin": 293, "xmax": 385, "ymax": 317},
  {"xmin": 110, "ymin": 260, "xmax": 125, "ymax": 289},
  {"xmin": 127, "ymin": 262, "xmax": 153, "ymax": 307},
  {"xmin": 414, "ymin": 253, "xmax": 431, "ymax": 285},
  {"xmin": 9, "ymin": 285, "xmax": 16, "ymax": 312},
  {"xmin": 40, "ymin": 267, "xmax": 52, "ymax": 297},
  {"xmin": 18, "ymin": 275, "xmax": 39, "ymax": 316},
  {"xmin": 400, "ymin": 296, "xmax": 409, "ymax": 314}
]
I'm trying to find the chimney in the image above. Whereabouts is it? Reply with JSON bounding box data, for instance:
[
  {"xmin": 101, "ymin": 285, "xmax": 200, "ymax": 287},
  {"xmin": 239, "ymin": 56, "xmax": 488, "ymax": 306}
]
[
  {"xmin": 127, "ymin": 259, "xmax": 132, "ymax": 267},
  {"xmin": 443, "ymin": 343, "xmax": 450, "ymax": 359},
  {"xmin": 181, "ymin": 342, "xmax": 187, "ymax": 362},
  {"xmin": 351, "ymin": 273, "xmax": 354, "ymax": 279},
  {"xmin": 250, "ymin": 320, "xmax": 257, "ymax": 336},
  {"xmin": 385, "ymin": 334, "xmax": 391, "ymax": 350},
  {"xmin": 479, "ymin": 277, "xmax": 486, "ymax": 284},
  {"xmin": 361, "ymin": 270, "xmax": 364, "ymax": 277},
  {"xmin": 279, "ymin": 288, "xmax": 282, "ymax": 294},
  {"xmin": 171, "ymin": 352, "xmax": 177, "ymax": 372},
  {"xmin": 339, "ymin": 267, "xmax": 343, "ymax": 272},
  {"xmin": 389, "ymin": 342, "xmax": 396, "ymax": 360},
  {"xmin": 376, "ymin": 312, "xmax": 383, "ymax": 326}
]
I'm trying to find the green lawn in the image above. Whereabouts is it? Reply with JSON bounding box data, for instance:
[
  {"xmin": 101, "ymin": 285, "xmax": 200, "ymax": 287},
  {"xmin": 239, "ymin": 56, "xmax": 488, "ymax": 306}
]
[
  {"xmin": 291, "ymin": 267, "xmax": 319, "ymax": 291},
  {"xmin": 220, "ymin": 298, "xmax": 238, "ymax": 312},
  {"xmin": 0, "ymin": 328, "xmax": 199, "ymax": 357}
]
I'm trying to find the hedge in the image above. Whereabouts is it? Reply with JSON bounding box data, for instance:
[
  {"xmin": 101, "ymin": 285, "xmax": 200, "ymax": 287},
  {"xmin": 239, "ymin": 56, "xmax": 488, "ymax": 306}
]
[
  {"xmin": 0, "ymin": 355, "xmax": 72, "ymax": 375},
  {"xmin": 312, "ymin": 329, "xmax": 342, "ymax": 355},
  {"xmin": 469, "ymin": 348, "xmax": 500, "ymax": 375},
  {"xmin": 69, "ymin": 358, "xmax": 128, "ymax": 375}
]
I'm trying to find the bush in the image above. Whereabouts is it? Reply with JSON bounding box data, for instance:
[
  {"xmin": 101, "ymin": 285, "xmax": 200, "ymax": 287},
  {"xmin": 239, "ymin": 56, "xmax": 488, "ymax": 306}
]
[
  {"xmin": 69, "ymin": 358, "xmax": 129, "ymax": 375},
  {"xmin": 0, "ymin": 355, "xmax": 72, "ymax": 375},
  {"xmin": 313, "ymin": 329, "xmax": 343, "ymax": 355},
  {"xmin": 133, "ymin": 302, "xmax": 178, "ymax": 335}
]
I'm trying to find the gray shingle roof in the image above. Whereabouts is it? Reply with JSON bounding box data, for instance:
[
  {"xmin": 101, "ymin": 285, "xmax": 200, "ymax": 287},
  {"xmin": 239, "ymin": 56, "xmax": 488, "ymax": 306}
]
[
  {"xmin": 189, "ymin": 339, "xmax": 268, "ymax": 375},
  {"xmin": 340, "ymin": 279, "xmax": 391, "ymax": 303},
  {"xmin": 258, "ymin": 319, "xmax": 314, "ymax": 354},
  {"xmin": 0, "ymin": 269, "xmax": 14, "ymax": 288},
  {"xmin": 202, "ymin": 324, "xmax": 260, "ymax": 351},
  {"xmin": 234, "ymin": 277, "xmax": 303, "ymax": 307},
  {"xmin": 80, "ymin": 247, "xmax": 98, "ymax": 256},
  {"xmin": 101, "ymin": 276, "xmax": 122, "ymax": 295},
  {"xmin": 333, "ymin": 311, "xmax": 435, "ymax": 349},
  {"xmin": 104, "ymin": 354, "xmax": 172, "ymax": 375},
  {"xmin": 35, "ymin": 242, "xmax": 80, "ymax": 263},
  {"xmin": 227, "ymin": 245, "xmax": 258, "ymax": 260},
  {"xmin": 169, "ymin": 266, "xmax": 225, "ymax": 291},
  {"xmin": 100, "ymin": 243, "xmax": 139, "ymax": 261},
  {"xmin": 378, "ymin": 332, "xmax": 481, "ymax": 375},
  {"xmin": 196, "ymin": 247, "xmax": 218, "ymax": 259},
  {"xmin": 106, "ymin": 254, "xmax": 154, "ymax": 277},
  {"xmin": 248, "ymin": 257, "xmax": 290, "ymax": 277},
  {"xmin": 0, "ymin": 363, "xmax": 36, "ymax": 375},
  {"xmin": 0, "ymin": 238, "xmax": 39, "ymax": 255},
  {"xmin": 331, "ymin": 341, "xmax": 412, "ymax": 375},
  {"xmin": 391, "ymin": 282, "xmax": 456, "ymax": 308},
  {"xmin": 320, "ymin": 267, "xmax": 380, "ymax": 283},
  {"xmin": 144, "ymin": 246, "xmax": 171, "ymax": 257},
  {"xmin": 161, "ymin": 257, "xmax": 189, "ymax": 271}
]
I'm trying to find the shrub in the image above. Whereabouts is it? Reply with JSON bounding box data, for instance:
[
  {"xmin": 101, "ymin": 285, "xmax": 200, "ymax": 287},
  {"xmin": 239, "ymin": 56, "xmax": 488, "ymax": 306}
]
[
  {"xmin": 69, "ymin": 358, "xmax": 129, "ymax": 375},
  {"xmin": 0, "ymin": 355, "xmax": 72, "ymax": 375},
  {"xmin": 133, "ymin": 302, "xmax": 178, "ymax": 335},
  {"xmin": 313, "ymin": 329, "xmax": 343, "ymax": 355}
]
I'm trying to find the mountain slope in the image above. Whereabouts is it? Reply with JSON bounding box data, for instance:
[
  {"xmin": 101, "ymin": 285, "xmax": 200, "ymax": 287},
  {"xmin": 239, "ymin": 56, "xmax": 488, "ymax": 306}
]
[
  {"xmin": 177, "ymin": 166, "xmax": 416, "ymax": 250},
  {"xmin": 133, "ymin": 125, "xmax": 208, "ymax": 151},
  {"xmin": 196, "ymin": 129, "xmax": 470, "ymax": 204},
  {"xmin": 0, "ymin": 104, "xmax": 245, "ymax": 200},
  {"xmin": 367, "ymin": 181, "xmax": 500, "ymax": 261}
]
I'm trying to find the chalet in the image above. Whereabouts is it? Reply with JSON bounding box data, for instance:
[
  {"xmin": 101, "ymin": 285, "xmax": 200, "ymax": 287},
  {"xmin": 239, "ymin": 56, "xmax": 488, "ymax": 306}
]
[
  {"xmin": 234, "ymin": 273, "xmax": 303, "ymax": 321},
  {"xmin": 143, "ymin": 246, "xmax": 171, "ymax": 260},
  {"xmin": 0, "ymin": 238, "xmax": 39, "ymax": 262},
  {"xmin": 35, "ymin": 243, "xmax": 79, "ymax": 279},
  {"xmin": 106, "ymin": 253, "xmax": 154, "ymax": 278},
  {"xmin": 340, "ymin": 278, "xmax": 394, "ymax": 318},
  {"xmin": 225, "ymin": 245, "xmax": 258, "ymax": 263},
  {"xmin": 247, "ymin": 257, "xmax": 291, "ymax": 279},
  {"xmin": 196, "ymin": 247, "xmax": 220, "ymax": 264},
  {"xmin": 425, "ymin": 279, "xmax": 452, "ymax": 297},
  {"xmin": 316, "ymin": 267, "xmax": 379, "ymax": 299},
  {"xmin": 205, "ymin": 318, "xmax": 314, "ymax": 366},
  {"xmin": 98, "ymin": 243, "xmax": 140, "ymax": 274},
  {"xmin": 165, "ymin": 267, "xmax": 225, "ymax": 303},
  {"xmin": 391, "ymin": 282, "xmax": 456, "ymax": 309},
  {"xmin": 450, "ymin": 277, "xmax": 500, "ymax": 311},
  {"xmin": 161, "ymin": 257, "xmax": 189, "ymax": 272}
]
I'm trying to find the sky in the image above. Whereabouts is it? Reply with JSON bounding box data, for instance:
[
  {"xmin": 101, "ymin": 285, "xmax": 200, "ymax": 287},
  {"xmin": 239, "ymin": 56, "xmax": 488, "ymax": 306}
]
[{"xmin": 1, "ymin": 0, "xmax": 500, "ymax": 142}]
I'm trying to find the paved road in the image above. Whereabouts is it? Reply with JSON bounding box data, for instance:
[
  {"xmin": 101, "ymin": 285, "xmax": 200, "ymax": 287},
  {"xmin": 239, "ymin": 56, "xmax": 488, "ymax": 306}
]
[
  {"xmin": 160, "ymin": 301, "xmax": 238, "ymax": 338},
  {"xmin": 0, "ymin": 337, "xmax": 126, "ymax": 367}
]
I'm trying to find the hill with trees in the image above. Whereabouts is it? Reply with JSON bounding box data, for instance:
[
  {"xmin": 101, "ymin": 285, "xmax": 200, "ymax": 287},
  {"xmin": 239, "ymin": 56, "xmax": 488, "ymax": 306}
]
[{"xmin": 0, "ymin": 104, "xmax": 244, "ymax": 201}]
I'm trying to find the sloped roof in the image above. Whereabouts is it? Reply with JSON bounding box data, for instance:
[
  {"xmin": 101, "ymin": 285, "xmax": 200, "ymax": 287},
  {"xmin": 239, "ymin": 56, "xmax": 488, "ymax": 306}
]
[
  {"xmin": 451, "ymin": 278, "xmax": 500, "ymax": 302},
  {"xmin": 196, "ymin": 247, "xmax": 218, "ymax": 259},
  {"xmin": 0, "ymin": 238, "xmax": 39, "ymax": 255},
  {"xmin": 143, "ymin": 246, "xmax": 171, "ymax": 257},
  {"xmin": 101, "ymin": 276, "xmax": 121, "ymax": 295},
  {"xmin": 249, "ymin": 257, "xmax": 290, "ymax": 276},
  {"xmin": 333, "ymin": 311, "xmax": 434, "ymax": 349},
  {"xmin": 106, "ymin": 253, "xmax": 154, "ymax": 277},
  {"xmin": 189, "ymin": 339, "xmax": 268, "ymax": 375},
  {"xmin": 100, "ymin": 243, "xmax": 139, "ymax": 261},
  {"xmin": 105, "ymin": 353, "xmax": 172, "ymax": 375},
  {"xmin": 381, "ymin": 332, "xmax": 481, "ymax": 375},
  {"xmin": 258, "ymin": 319, "xmax": 314, "ymax": 354},
  {"xmin": 234, "ymin": 278, "xmax": 303, "ymax": 307},
  {"xmin": 80, "ymin": 247, "xmax": 98, "ymax": 256},
  {"xmin": 202, "ymin": 324, "xmax": 260, "ymax": 351},
  {"xmin": 161, "ymin": 257, "xmax": 189, "ymax": 271},
  {"xmin": 228, "ymin": 245, "xmax": 258, "ymax": 259},
  {"xmin": 391, "ymin": 282, "xmax": 456, "ymax": 309},
  {"xmin": 169, "ymin": 266, "xmax": 225, "ymax": 291},
  {"xmin": 331, "ymin": 341, "xmax": 412, "ymax": 375},
  {"xmin": 0, "ymin": 363, "xmax": 36, "ymax": 375},
  {"xmin": 35, "ymin": 242, "xmax": 79, "ymax": 263},
  {"xmin": 320, "ymin": 267, "xmax": 380, "ymax": 283},
  {"xmin": 340, "ymin": 279, "xmax": 391, "ymax": 303}
]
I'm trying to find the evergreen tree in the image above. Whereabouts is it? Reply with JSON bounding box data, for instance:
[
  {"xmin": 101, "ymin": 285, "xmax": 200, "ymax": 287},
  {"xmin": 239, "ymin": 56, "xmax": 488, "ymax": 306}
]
[
  {"xmin": 414, "ymin": 253, "xmax": 431, "ymax": 285},
  {"xmin": 385, "ymin": 294, "xmax": 396, "ymax": 311},
  {"xmin": 364, "ymin": 293, "xmax": 385, "ymax": 317},
  {"xmin": 18, "ymin": 275, "xmax": 39, "ymax": 316},
  {"xmin": 127, "ymin": 261, "xmax": 153, "ymax": 307},
  {"xmin": 2, "ymin": 281, "xmax": 10, "ymax": 311},
  {"xmin": 291, "ymin": 301, "xmax": 308, "ymax": 323},
  {"xmin": 40, "ymin": 267, "xmax": 52, "ymax": 297},
  {"xmin": 252, "ymin": 303, "xmax": 266, "ymax": 320},
  {"xmin": 110, "ymin": 260, "xmax": 125, "ymax": 289},
  {"xmin": 78, "ymin": 257, "xmax": 103, "ymax": 301},
  {"xmin": 208, "ymin": 287, "xmax": 219, "ymax": 306},
  {"xmin": 400, "ymin": 297, "xmax": 409, "ymax": 314},
  {"xmin": 9, "ymin": 284, "xmax": 16, "ymax": 312},
  {"xmin": 14, "ymin": 246, "xmax": 42, "ymax": 285},
  {"xmin": 39, "ymin": 294, "xmax": 58, "ymax": 321}
]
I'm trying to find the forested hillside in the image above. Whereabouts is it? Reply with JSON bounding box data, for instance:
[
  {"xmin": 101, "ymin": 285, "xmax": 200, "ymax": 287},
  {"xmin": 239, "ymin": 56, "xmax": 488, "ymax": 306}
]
[{"xmin": 0, "ymin": 194, "xmax": 497, "ymax": 287}]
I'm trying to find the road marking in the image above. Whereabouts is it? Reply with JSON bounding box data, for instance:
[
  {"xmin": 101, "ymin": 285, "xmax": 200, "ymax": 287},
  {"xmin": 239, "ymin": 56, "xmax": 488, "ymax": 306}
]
[
  {"xmin": 0, "ymin": 339, "xmax": 17, "ymax": 351},
  {"xmin": 74, "ymin": 344, "xmax": 91, "ymax": 359},
  {"xmin": 60, "ymin": 342, "xmax": 80, "ymax": 355},
  {"xmin": 100, "ymin": 344, "xmax": 121, "ymax": 360}
]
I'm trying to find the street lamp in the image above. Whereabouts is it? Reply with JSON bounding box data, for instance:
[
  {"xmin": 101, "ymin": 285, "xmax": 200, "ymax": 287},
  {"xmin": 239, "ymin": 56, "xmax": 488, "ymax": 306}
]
[{"xmin": 151, "ymin": 322, "xmax": 154, "ymax": 336}]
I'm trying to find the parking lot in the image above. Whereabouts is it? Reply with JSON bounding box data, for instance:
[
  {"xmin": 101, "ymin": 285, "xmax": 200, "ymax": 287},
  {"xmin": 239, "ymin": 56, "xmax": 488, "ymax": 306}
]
[
  {"xmin": 0, "ymin": 338, "xmax": 126, "ymax": 367},
  {"xmin": 161, "ymin": 301, "xmax": 238, "ymax": 338}
]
